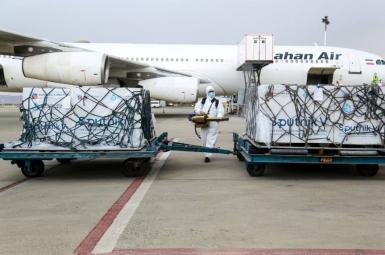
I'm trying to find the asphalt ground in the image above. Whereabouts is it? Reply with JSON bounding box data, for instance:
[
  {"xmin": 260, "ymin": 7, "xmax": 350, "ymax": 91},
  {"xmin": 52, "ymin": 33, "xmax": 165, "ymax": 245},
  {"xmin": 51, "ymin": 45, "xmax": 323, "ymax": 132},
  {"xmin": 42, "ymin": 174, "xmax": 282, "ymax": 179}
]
[{"xmin": 0, "ymin": 107, "xmax": 384, "ymax": 255}]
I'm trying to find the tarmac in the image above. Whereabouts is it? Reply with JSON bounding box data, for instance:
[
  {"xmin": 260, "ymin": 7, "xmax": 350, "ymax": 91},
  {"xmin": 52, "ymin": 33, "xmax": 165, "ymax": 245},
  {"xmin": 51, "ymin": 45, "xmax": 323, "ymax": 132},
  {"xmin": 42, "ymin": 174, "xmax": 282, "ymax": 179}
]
[{"xmin": 0, "ymin": 106, "xmax": 385, "ymax": 255}]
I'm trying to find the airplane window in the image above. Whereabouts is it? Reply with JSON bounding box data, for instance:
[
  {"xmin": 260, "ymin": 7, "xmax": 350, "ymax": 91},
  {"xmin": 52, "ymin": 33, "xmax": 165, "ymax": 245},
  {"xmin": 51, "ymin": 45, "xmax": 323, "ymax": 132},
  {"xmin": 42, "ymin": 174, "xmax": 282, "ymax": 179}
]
[
  {"xmin": 376, "ymin": 59, "xmax": 382, "ymax": 65},
  {"xmin": 161, "ymin": 58, "xmax": 164, "ymax": 61},
  {"xmin": 295, "ymin": 60, "xmax": 298, "ymax": 63},
  {"xmin": 171, "ymin": 58, "xmax": 174, "ymax": 61},
  {"xmin": 141, "ymin": 58, "xmax": 144, "ymax": 61},
  {"xmin": 145, "ymin": 58, "xmax": 149, "ymax": 61},
  {"xmin": 136, "ymin": 58, "xmax": 139, "ymax": 61},
  {"xmin": 216, "ymin": 59, "xmax": 219, "ymax": 62},
  {"xmin": 211, "ymin": 59, "xmax": 214, "ymax": 62},
  {"xmin": 201, "ymin": 59, "xmax": 204, "ymax": 62},
  {"xmin": 206, "ymin": 59, "xmax": 209, "ymax": 62},
  {"xmin": 315, "ymin": 60, "xmax": 319, "ymax": 63},
  {"xmin": 320, "ymin": 60, "xmax": 323, "ymax": 63},
  {"xmin": 166, "ymin": 58, "xmax": 169, "ymax": 61},
  {"xmin": 290, "ymin": 60, "xmax": 293, "ymax": 63},
  {"xmin": 221, "ymin": 59, "xmax": 224, "ymax": 62},
  {"xmin": 382, "ymin": 60, "xmax": 385, "ymax": 65},
  {"xmin": 186, "ymin": 58, "xmax": 189, "ymax": 62},
  {"xmin": 150, "ymin": 58, "xmax": 153, "ymax": 61},
  {"xmin": 325, "ymin": 60, "xmax": 328, "ymax": 63},
  {"xmin": 285, "ymin": 60, "xmax": 288, "ymax": 63},
  {"xmin": 156, "ymin": 58, "xmax": 159, "ymax": 61}
]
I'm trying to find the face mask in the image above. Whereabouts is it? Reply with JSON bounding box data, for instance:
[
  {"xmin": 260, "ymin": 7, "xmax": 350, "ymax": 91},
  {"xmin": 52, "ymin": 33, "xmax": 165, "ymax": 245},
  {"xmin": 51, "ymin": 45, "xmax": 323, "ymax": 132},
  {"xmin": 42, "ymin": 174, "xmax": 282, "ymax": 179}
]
[{"xmin": 208, "ymin": 91, "xmax": 215, "ymax": 99}]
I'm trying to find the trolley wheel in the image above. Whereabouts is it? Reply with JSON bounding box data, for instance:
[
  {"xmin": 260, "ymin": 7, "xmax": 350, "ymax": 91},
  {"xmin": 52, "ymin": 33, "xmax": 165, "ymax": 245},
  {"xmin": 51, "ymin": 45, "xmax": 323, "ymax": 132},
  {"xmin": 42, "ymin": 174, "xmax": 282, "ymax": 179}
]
[
  {"xmin": 56, "ymin": 158, "xmax": 72, "ymax": 164},
  {"xmin": 236, "ymin": 151, "xmax": 245, "ymax": 162},
  {"xmin": 21, "ymin": 160, "xmax": 45, "ymax": 178},
  {"xmin": 122, "ymin": 159, "xmax": 149, "ymax": 177},
  {"xmin": 246, "ymin": 164, "xmax": 265, "ymax": 177},
  {"xmin": 357, "ymin": 164, "xmax": 379, "ymax": 177}
]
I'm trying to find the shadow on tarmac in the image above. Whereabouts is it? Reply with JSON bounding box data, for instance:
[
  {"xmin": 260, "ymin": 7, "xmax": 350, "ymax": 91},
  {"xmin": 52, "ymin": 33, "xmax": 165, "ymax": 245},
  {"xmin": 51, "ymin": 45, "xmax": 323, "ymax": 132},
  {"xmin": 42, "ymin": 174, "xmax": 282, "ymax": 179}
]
[
  {"xmin": 40, "ymin": 159, "xmax": 136, "ymax": 181},
  {"xmin": 254, "ymin": 164, "xmax": 385, "ymax": 181},
  {"xmin": 29, "ymin": 157, "xmax": 385, "ymax": 182}
]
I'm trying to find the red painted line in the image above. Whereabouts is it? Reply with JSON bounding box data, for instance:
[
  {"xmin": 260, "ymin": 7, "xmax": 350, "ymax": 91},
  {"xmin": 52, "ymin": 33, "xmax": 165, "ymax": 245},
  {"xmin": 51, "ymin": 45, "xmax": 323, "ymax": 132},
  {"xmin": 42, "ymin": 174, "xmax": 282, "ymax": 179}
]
[
  {"xmin": 75, "ymin": 174, "xmax": 148, "ymax": 255},
  {"xmin": 0, "ymin": 178, "xmax": 28, "ymax": 193},
  {"xmin": 75, "ymin": 149, "xmax": 167, "ymax": 255},
  {"xmin": 97, "ymin": 248, "xmax": 385, "ymax": 255},
  {"xmin": 0, "ymin": 161, "xmax": 67, "ymax": 193}
]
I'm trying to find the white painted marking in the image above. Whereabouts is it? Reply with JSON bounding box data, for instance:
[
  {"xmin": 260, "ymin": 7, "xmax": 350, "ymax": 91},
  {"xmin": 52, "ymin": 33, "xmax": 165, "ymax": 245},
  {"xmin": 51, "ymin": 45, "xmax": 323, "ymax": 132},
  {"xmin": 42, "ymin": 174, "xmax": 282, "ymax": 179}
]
[{"xmin": 92, "ymin": 148, "xmax": 173, "ymax": 254}]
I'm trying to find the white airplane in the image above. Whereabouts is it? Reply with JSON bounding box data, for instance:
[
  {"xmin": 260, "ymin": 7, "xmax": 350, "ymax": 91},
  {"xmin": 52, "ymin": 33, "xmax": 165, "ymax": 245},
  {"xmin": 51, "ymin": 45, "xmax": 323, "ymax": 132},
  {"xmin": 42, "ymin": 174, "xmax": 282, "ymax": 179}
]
[{"xmin": 0, "ymin": 29, "xmax": 385, "ymax": 103}]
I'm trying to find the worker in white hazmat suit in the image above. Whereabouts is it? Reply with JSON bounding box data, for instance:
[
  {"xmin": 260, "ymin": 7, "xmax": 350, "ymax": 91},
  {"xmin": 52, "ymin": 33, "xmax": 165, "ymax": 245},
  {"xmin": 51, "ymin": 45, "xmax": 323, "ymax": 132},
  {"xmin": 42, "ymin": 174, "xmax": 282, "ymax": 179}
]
[{"xmin": 194, "ymin": 86, "xmax": 225, "ymax": 163}]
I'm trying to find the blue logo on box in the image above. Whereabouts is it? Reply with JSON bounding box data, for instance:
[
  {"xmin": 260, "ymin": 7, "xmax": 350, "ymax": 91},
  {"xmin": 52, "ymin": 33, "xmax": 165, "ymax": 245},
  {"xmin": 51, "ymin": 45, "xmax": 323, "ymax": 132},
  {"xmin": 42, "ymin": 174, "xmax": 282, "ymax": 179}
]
[{"xmin": 342, "ymin": 100, "xmax": 354, "ymax": 114}]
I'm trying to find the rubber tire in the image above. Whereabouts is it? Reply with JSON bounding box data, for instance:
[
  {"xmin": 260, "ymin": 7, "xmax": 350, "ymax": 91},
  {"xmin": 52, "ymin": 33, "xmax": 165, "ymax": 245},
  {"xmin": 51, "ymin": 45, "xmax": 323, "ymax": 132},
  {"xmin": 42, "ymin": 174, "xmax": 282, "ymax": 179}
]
[
  {"xmin": 357, "ymin": 164, "xmax": 379, "ymax": 177},
  {"xmin": 21, "ymin": 160, "xmax": 45, "ymax": 178},
  {"xmin": 122, "ymin": 160, "xmax": 146, "ymax": 177},
  {"xmin": 246, "ymin": 164, "xmax": 265, "ymax": 177},
  {"xmin": 56, "ymin": 158, "xmax": 72, "ymax": 164},
  {"xmin": 236, "ymin": 151, "xmax": 245, "ymax": 162}
]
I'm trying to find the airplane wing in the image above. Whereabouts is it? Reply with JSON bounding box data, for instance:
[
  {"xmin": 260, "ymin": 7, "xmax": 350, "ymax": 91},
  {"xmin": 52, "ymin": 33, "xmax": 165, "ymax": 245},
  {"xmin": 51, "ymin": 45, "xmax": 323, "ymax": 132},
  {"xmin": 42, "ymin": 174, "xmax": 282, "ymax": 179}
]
[{"xmin": 0, "ymin": 28, "xmax": 206, "ymax": 83}]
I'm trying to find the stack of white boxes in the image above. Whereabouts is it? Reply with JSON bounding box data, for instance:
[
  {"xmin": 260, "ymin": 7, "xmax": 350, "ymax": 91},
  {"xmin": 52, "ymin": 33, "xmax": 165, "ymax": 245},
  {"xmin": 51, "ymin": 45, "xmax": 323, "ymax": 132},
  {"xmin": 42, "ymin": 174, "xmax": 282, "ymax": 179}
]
[
  {"xmin": 245, "ymin": 85, "xmax": 384, "ymax": 146},
  {"xmin": 20, "ymin": 87, "xmax": 148, "ymax": 149}
]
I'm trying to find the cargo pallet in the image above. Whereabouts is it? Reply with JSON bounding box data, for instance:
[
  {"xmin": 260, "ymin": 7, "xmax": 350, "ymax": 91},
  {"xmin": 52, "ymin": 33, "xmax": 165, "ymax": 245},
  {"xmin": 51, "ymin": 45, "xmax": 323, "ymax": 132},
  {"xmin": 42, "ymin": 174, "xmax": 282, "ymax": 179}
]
[
  {"xmin": 0, "ymin": 132, "xmax": 232, "ymax": 178},
  {"xmin": 233, "ymin": 133, "xmax": 384, "ymax": 177}
]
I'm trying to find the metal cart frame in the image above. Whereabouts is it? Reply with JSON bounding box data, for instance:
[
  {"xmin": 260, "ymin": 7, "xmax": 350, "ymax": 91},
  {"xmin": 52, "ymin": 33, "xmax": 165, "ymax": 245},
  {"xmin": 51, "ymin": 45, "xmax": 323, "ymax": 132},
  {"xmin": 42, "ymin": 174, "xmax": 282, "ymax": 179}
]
[
  {"xmin": 0, "ymin": 132, "xmax": 233, "ymax": 178},
  {"xmin": 233, "ymin": 133, "xmax": 384, "ymax": 177}
]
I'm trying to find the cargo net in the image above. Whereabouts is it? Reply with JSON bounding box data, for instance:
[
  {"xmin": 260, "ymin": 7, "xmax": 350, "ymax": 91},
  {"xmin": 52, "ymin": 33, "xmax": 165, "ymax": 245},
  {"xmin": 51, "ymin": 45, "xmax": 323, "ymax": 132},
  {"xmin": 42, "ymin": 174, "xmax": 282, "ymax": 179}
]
[
  {"xmin": 16, "ymin": 87, "xmax": 154, "ymax": 150},
  {"xmin": 245, "ymin": 85, "xmax": 385, "ymax": 147}
]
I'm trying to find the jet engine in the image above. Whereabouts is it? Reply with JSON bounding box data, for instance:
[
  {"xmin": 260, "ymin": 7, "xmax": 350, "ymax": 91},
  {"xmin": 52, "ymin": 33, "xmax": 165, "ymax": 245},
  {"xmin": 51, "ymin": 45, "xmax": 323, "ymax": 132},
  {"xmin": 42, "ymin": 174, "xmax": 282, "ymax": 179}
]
[
  {"xmin": 139, "ymin": 77, "xmax": 199, "ymax": 103},
  {"xmin": 22, "ymin": 52, "xmax": 109, "ymax": 86},
  {"xmin": 0, "ymin": 56, "xmax": 47, "ymax": 91}
]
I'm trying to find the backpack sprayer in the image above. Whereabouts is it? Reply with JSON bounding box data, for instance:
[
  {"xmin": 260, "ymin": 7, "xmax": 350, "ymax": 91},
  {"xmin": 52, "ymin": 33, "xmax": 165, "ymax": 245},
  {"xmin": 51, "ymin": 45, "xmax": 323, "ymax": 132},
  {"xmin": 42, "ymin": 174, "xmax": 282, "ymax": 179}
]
[
  {"xmin": 188, "ymin": 114, "xmax": 229, "ymax": 138},
  {"xmin": 188, "ymin": 97, "xmax": 229, "ymax": 138}
]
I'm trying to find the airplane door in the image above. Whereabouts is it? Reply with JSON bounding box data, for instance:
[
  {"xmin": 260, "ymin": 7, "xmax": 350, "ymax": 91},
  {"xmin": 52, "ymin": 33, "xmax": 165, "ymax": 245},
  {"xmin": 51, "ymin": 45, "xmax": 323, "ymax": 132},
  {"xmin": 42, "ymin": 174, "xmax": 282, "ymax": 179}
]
[
  {"xmin": 348, "ymin": 54, "xmax": 362, "ymax": 74},
  {"xmin": 252, "ymin": 36, "xmax": 267, "ymax": 60}
]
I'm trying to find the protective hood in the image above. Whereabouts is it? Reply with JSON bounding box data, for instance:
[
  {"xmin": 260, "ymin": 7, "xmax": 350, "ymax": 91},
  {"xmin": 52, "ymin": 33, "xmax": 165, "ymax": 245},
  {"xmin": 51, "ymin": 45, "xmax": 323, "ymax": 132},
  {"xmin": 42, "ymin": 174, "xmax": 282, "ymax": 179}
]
[{"xmin": 206, "ymin": 85, "xmax": 215, "ymax": 96}]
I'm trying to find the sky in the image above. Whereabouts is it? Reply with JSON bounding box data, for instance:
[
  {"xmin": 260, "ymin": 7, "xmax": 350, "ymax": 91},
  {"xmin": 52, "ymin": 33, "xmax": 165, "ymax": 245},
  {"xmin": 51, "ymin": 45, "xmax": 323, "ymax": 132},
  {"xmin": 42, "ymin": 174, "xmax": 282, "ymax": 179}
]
[{"xmin": 0, "ymin": 0, "xmax": 384, "ymax": 57}]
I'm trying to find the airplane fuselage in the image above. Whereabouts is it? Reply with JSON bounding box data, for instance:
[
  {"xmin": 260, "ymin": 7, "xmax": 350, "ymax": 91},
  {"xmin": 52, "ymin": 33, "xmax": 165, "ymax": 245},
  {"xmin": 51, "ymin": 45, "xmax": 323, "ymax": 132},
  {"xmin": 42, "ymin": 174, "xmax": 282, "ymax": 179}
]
[
  {"xmin": 69, "ymin": 43, "xmax": 385, "ymax": 96},
  {"xmin": 1, "ymin": 43, "xmax": 385, "ymax": 97}
]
